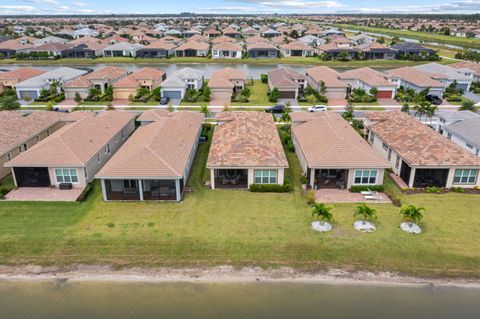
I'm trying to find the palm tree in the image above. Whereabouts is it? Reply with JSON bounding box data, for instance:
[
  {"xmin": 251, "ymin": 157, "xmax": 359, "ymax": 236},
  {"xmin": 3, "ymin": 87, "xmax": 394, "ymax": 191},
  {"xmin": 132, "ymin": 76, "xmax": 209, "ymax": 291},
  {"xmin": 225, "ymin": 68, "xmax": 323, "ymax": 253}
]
[
  {"xmin": 319, "ymin": 81, "xmax": 327, "ymax": 96},
  {"xmin": 353, "ymin": 204, "xmax": 377, "ymax": 224},
  {"xmin": 200, "ymin": 104, "xmax": 210, "ymax": 118},
  {"xmin": 400, "ymin": 205, "xmax": 425, "ymax": 225},
  {"xmin": 311, "ymin": 203, "xmax": 334, "ymax": 226}
]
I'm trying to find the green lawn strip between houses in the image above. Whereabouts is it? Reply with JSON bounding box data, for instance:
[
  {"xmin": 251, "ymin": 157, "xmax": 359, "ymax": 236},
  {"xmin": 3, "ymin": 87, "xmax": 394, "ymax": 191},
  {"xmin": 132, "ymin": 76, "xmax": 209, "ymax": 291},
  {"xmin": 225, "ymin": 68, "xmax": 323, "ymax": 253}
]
[{"xmin": 0, "ymin": 126, "xmax": 479, "ymax": 278}]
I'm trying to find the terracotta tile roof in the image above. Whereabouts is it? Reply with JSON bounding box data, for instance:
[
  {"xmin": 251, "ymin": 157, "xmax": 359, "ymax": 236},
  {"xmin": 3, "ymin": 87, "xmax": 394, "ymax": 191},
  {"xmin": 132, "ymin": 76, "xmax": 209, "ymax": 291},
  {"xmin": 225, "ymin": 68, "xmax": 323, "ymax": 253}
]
[
  {"xmin": 6, "ymin": 111, "xmax": 136, "ymax": 168},
  {"xmin": 306, "ymin": 66, "xmax": 347, "ymax": 88},
  {"xmin": 0, "ymin": 68, "xmax": 46, "ymax": 82},
  {"xmin": 189, "ymin": 34, "xmax": 209, "ymax": 43},
  {"xmin": 0, "ymin": 111, "xmax": 66, "ymax": 155},
  {"xmin": 137, "ymin": 109, "xmax": 170, "ymax": 122},
  {"xmin": 113, "ymin": 67, "xmax": 165, "ymax": 89},
  {"xmin": 247, "ymin": 42, "xmax": 278, "ymax": 51},
  {"xmin": 0, "ymin": 36, "xmax": 37, "ymax": 50},
  {"xmin": 450, "ymin": 61, "xmax": 480, "ymax": 77},
  {"xmin": 385, "ymin": 67, "xmax": 444, "ymax": 88},
  {"xmin": 212, "ymin": 42, "xmax": 242, "ymax": 51},
  {"xmin": 30, "ymin": 42, "xmax": 69, "ymax": 51},
  {"xmin": 211, "ymin": 35, "xmax": 237, "ymax": 44},
  {"xmin": 340, "ymin": 67, "xmax": 394, "ymax": 87},
  {"xmin": 245, "ymin": 36, "xmax": 269, "ymax": 44},
  {"xmin": 365, "ymin": 111, "xmax": 480, "ymax": 167},
  {"xmin": 175, "ymin": 40, "xmax": 209, "ymax": 51},
  {"xmin": 208, "ymin": 68, "xmax": 246, "ymax": 89},
  {"xmin": 280, "ymin": 41, "xmax": 314, "ymax": 51},
  {"xmin": 65, "ymin": 66, "xmax": 128, "ymax": 88},
  {"xmin": 96, "ymin": 112, "xmax": 203, "ymax": 178},
  {"xmin": 268, "ymin": 68, "xmax": 306, "ymax": 90},
  {"xmin": 291, "ymin": 112, "xmax": 389, "ymax": 168},
  {"xmin": 207, "ymin": 112, "xmax": 288, "ymax": 168}
]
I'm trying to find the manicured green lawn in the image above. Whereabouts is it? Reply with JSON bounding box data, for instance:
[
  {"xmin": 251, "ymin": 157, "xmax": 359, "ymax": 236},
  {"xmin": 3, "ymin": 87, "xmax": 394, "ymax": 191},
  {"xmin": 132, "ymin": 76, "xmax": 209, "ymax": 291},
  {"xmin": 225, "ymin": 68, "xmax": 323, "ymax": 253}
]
[
  {"xmin": 231, "ymin": 80, "xmax": 272, "ymax": 106},
  {"xmin": 0, "ymin": 56, "xmax": 455, "ymax": 67},
  {"xmin": 0, "ymin": 126, "xmax": 480, "ymax": 278}
]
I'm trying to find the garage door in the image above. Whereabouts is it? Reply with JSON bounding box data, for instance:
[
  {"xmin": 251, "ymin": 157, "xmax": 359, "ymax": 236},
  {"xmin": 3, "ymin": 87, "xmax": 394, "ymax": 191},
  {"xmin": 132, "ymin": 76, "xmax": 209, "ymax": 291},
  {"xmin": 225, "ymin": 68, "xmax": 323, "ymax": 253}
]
[
  {"xmin": 456, "ymin": 83, "xmax": 469, "ymax": 92},
  {"xmin": 211, "ymin": 91, "xmax": 232, "ymax": 100},
  {"xmin": 376, "ymin": 91, "xmax": 393, "ymax": 99},
  {"xmin": 19, "ymin": 90, "xmax": 38, "ymax": 100},
  {"xmin": 279, "ymin": 91, "xmax": 296, "ymax": 99},
  {"xmin": 163, "ymin": 90, "xmax": 182, "ymax": 99}
]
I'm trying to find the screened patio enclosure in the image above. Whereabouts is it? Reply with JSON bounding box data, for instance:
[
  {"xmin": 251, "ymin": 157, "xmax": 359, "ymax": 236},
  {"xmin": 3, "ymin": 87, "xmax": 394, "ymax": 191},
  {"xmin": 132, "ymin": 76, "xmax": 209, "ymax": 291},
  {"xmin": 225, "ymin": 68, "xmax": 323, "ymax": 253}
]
[{"xmin": 102, "ymin": 179, "xmax": 181, "ymax": 201}]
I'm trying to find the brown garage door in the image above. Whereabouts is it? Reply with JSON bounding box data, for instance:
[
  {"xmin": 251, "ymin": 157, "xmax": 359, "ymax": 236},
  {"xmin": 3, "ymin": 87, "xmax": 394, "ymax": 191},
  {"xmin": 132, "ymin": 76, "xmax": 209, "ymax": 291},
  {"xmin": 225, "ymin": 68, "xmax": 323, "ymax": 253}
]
[
  {"xmin": 376, "ymin": 90, "xmax": 393, "ymax": 99},
  {"xmin": 279, "ymin": 90, "xmax": 296, "ymax": 99}
]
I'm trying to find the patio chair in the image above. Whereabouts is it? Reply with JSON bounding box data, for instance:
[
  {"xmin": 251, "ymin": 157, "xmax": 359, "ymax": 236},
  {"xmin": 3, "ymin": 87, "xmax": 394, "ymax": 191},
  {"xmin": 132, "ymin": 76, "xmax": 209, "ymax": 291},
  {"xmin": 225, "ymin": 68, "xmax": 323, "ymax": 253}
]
[{"xmin": 222, "ymin": 177, "xmax": 229, "ymax": 185}]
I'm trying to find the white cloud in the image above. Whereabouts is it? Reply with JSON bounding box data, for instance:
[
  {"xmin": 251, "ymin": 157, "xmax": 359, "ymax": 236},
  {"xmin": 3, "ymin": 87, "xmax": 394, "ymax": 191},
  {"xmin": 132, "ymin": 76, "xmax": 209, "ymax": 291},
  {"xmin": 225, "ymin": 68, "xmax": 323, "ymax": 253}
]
[
  {"xmin": 342, "ymin": 0, "xmax": 480, "ymax": 13},
  {"xmin": 0, "ymin": 5, "xmax": 37, "ymax": 14},
  {"xmin": 72, "ymin": 1, "xmax": 88, "ymax": 7},
  {"xmin": 198, "ymin": 5, "xmax": 280, "ymax": 13},
  {"xmin": 22, "ymin": 0, "xmax": 59, "ymax": 4},
  {"xmin": 231, "ymin": 0, "xmax": 344, "ymax": 9}
]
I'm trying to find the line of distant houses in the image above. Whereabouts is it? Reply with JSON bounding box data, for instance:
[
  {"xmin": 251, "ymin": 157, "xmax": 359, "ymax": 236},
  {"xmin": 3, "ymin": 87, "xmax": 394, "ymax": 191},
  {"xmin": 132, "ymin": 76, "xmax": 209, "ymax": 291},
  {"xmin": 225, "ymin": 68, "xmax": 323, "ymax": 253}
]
[
  {"xmin": 0, "ymin": 31, "xmax": 439, "ymax": 61},
  {"xmin": 1, "ymin": 60, "xmax": 478, "ymax": 105}
]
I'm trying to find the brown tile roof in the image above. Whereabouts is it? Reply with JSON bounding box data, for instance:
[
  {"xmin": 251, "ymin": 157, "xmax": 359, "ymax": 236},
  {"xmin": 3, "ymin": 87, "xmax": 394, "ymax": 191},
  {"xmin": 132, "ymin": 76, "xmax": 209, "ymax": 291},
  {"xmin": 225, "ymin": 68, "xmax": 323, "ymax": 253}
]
[
  {"xmin": 340, "ymin": 67, "xmax": 394, "ymax": 87},
  {"xmin": 212, "ymin": 42, "xmax": 242, "ymax": 51},
  {"xmin": 306, "ymin": 66, "xmax": 348, "ymax": 88},
  {"xmin": 385, "ymin": 67, "xmax": 444, "ymax": 88},
  {"xmin": 142, "ymin": 40, "xmax": 177, "ymax": 50},
  {"xmin": 291, "ymin": 112, "xmax": 389, "ymax": 169},
  {"xmin": 245, "ymin": 36, "xmax": 269, "ymax": 44},
  {"xmin": 96, "ymin": 112, "xmax": 203, "ymax": 178},
  {"xmin": 268, "ymin": 68, "xmax": 306, "ymax": 90},
  {"xmin": 137, "ymin": 109, "xmax": 170, "ymax": 122},
  {"xmin": 65, "ymin": 66, "xmax": 128, "ymax": 88},
  {"xmin": 5, "ymin": 111, "xmax": 136, "ymax": 167},
  {"xmin": 247, "ymin": 42, "xmax": 278, "ymax": 51},
  {"xmin": 0, "ymin": 68, "xmax": 46, "ymax": 82},
  {"xmin": 211, "ymin": 35, "xmax": 237, "ymax": 44},
  {"xmin": 0, "ymin": 36, "xmax": 37, "ymax": 50},
  {"xmin": 30, "ymin": 42, "xmax": 69, "ymax": 51},
  {"xmin": 450, "ymin": 61, "xmax": 480, "ymax": 77},
  {"xmin": 113, "ymin": 67, "xmax": 165, "ymax": 89},
  {"xmin": 280, "ymin": 41, "xmax": 314, "ymax": 51},
  {"xmin": 365, "ymin": 111, "xmax": 480, "ymax": 167},
  {"xmin": 207, "ymin": 112, "xmax": 288, "ymax": 168},
  {"xmin": 0, "ymin": 111, "xmax": 66, "ymax": 155},
  {"xmin": 208, "ymin": 68, "xmax": 246, "ymax": 89},
  {"xmin": 175, "ymin": 40, "xmax": 209, "ymax": 51}
]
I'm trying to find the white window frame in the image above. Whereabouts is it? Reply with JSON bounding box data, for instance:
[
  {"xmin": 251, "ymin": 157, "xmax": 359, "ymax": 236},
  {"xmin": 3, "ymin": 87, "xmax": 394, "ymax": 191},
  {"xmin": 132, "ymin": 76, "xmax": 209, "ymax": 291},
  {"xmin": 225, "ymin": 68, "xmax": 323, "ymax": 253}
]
[
  {"xmin": 7, "ymin": 152, "xmax": 12, "ymax": 161},
  {"xmin": 254, "ymin": 170, "xmax": 278, "ymax": 184},
  {"xmin": 55, "ymin": 168, "xmax": 79, "ymax": 184},
  {"xmin": 354, "ymin": 169, "xmax": 378, "ymax": 185},
  {"xmin": 453, "ymin": 169, "xmax": 478, "ymax": 185}
]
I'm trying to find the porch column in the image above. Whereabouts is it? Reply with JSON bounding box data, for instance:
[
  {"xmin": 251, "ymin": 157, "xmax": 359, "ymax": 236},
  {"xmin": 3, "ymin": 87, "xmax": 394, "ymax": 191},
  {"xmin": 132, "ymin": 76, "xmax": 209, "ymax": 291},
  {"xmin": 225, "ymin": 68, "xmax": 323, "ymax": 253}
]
[
  {"xmin": 408, "ymin": 168, "xmax": 416, "ymax": 188},
  {"xmin": 175, "ymin": 179, "xmax": 181, "ymax": 201},
  {"xmin": 101, "ymin": 179, "xmax": 108, "ymax": 201},
  {"xmin": 310, "ymin": 168, "xmax": 315, "ymax": 189},
  {"xmin": 210, "ymin": 169, "xmax": 215, "ymax": 190},
  {"xmin": 138, "ymin": 179, "xmax": 144, "ymax": 201}
]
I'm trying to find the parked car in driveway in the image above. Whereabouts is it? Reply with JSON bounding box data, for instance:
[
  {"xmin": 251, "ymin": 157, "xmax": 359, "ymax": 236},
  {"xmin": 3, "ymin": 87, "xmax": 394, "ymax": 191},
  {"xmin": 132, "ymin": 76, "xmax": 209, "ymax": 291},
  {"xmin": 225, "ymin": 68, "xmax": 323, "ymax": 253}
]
[
  {"xmin": 426, "ymin": 94, "xmax": 442, "ymax": 105},
  {"xmin": 308, "ymin": 105, "xmax": 328, "ymax": 112},
  {"xmin": 160, "ymin": 96, "xmax": 170, "ymax": 105},
  {"xmin": 265, "ymin": 104, "xmax": 285, "ymax": 113}
]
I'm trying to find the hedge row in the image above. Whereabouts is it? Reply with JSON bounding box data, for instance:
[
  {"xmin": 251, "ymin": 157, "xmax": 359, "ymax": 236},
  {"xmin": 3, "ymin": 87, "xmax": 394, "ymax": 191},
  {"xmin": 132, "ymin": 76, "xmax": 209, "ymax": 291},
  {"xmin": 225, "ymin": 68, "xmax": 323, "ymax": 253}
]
[
  {"xmin": 350, "ymin": 185, "xmax": 385, "ymax": 193},
  {"xmin": 250, "ymin": 183, "xmax": 292, "ymax": 193}
]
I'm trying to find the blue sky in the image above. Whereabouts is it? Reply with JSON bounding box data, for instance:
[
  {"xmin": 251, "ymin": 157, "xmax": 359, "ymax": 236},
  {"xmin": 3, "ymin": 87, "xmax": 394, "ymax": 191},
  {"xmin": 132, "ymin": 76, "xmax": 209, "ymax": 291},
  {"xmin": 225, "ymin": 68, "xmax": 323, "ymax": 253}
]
[{"xmin": 2, "ymin": 0, "xmax": 480, "ymax": 15}]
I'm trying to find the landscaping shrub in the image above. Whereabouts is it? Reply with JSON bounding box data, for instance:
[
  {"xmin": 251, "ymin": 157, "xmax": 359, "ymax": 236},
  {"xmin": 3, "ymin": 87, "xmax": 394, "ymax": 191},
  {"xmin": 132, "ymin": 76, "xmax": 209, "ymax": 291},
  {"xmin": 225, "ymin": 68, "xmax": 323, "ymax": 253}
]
[
  {"xmin": 304, "ymin": 190, "xmax": 316, "ymax": 205},
  {"xmin": 350, "ymin": 185, "xmax": 385, "ymax": 193},
  {"xmin": 446, "ymin": 95, "xmax": 462, "ymax": 102},
  {"xmin": 450, "ymin": 186, "xmax": 465, "ymax": 193},
  {"xmin": 250, "ymin": 183, "xmax": 292, "ymax": 193},
  {"xmin": 77, "ymin": 183, "xmax": 93, "ymax": 202},
  {"xmin": 260, "ymin": 74, "xmax": 268, "ymax": 84},
  {"xmin": 425, "ymin": 186, "xmax": 443, "ymax": 193},
  {"xmin": 300, "ymin": 175, "xmax": 309, "ymax": 185},
  {"xmin": 0, "ymin": 187, "xmax": 9, "ymax": 199}
]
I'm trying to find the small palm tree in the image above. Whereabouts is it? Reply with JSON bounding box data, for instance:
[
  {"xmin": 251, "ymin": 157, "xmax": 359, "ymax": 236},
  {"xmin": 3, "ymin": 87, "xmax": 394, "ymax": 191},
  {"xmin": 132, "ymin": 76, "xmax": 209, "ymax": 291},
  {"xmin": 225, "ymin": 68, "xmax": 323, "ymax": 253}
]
[
  {"xmin": 200, "ymin": 104, "xmax": 210, "ymax": 118},
  {"xmin": 353, "ymin": 204, "xmax": 377, "ymax": 224},
  {"xmin": 400, "ymin": 205, "xmax": 425, "ymax": 225},
  {"xmin": 312, "ymin": 203, "xmax": 333, "ymax": 226}
]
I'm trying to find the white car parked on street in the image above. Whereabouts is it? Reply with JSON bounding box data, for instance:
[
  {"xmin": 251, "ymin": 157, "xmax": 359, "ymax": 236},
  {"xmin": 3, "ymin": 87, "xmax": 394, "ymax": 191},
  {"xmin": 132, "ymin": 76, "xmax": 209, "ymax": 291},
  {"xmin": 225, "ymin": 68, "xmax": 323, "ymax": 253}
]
[{"xmin": 307, "ymin": 105, "xmax": 328, "ymax": 112}]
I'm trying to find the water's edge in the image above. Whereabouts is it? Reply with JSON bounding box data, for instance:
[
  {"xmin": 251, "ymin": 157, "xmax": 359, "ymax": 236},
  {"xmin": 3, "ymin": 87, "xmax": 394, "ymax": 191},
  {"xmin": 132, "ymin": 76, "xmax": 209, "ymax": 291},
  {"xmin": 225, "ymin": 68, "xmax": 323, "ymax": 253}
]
[{"xmin": 1, "ymin": 265, "xmax": 479, "ymax": 288}]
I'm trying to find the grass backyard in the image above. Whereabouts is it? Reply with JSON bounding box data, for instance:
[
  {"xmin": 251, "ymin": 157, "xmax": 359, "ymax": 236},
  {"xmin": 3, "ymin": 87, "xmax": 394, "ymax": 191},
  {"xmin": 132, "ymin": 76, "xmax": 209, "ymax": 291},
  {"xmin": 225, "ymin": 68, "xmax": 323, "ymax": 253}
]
[
  {"xmin": 0, "ymin": 56, "xmax": 455, "ymax": 68},
  {"xmin": 0, "ymin": 128, "xmax": 480, "ymax": 278},
  {"xmin": 231, "ymin": 80, "xmax": 272, "ymax": 106}
]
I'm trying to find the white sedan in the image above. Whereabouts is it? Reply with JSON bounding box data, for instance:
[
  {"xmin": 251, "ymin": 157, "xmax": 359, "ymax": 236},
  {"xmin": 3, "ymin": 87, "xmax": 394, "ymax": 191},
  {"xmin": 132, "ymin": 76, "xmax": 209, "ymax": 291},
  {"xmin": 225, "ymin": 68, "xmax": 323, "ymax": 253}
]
[{"xmin": 307, "ymin": 105, "xmax": 328, "ymax": 112}]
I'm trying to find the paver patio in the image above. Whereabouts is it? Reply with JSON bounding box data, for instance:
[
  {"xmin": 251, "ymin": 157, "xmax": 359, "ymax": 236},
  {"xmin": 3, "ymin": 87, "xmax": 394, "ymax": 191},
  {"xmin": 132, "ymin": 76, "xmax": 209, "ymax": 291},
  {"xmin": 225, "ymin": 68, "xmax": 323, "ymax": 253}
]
[
  {"xmin": 5, "ymin": 187, "xmax": 83, "ymax": 201},
  {"xmin": 315, "ymin": 189, "xmax": 392, "ymax": 203}
]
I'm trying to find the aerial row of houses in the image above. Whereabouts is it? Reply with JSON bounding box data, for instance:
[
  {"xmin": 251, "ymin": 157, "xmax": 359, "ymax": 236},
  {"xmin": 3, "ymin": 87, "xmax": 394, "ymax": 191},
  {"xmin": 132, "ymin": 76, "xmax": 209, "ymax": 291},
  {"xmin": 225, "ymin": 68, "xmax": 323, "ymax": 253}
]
[
  {"xmin": 0, "ymin": 24, "xmax": 440, "ymax": 61},
  {"xmin": 2, "ymin": 61, "xmax": 478, "ymax": 104},
  {"xmin": 2, "ymin": 107, "xmax": 480, "ymax": 203}
]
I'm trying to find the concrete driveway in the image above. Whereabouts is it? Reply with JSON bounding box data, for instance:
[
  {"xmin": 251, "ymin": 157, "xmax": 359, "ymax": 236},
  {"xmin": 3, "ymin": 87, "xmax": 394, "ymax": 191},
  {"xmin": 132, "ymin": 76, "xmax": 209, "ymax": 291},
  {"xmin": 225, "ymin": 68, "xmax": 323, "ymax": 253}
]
[{"xmin": 464, "ymin": 91, "xmax": 480, "ymax": 104}]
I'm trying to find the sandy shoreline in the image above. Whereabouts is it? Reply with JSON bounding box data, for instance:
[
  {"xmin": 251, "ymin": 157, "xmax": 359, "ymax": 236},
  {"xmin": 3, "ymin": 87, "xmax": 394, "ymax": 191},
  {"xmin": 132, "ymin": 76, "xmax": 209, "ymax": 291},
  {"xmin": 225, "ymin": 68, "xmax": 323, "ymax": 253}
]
[{"xmin": 0, "ymin": 265, "xmax": 479, "ymax": 288}]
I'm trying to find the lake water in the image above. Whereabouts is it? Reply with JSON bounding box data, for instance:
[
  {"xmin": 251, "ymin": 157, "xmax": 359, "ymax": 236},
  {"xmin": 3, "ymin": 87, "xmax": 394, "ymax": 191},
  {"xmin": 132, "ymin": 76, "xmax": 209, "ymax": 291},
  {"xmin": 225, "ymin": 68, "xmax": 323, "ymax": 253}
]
[
  {"xmin": 0, "ymin": 280, "xmax": 479, "ymax": 319},
  {"xmin": 0, "ymin": 63, "xmax": 393, "ymax": 79}
]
